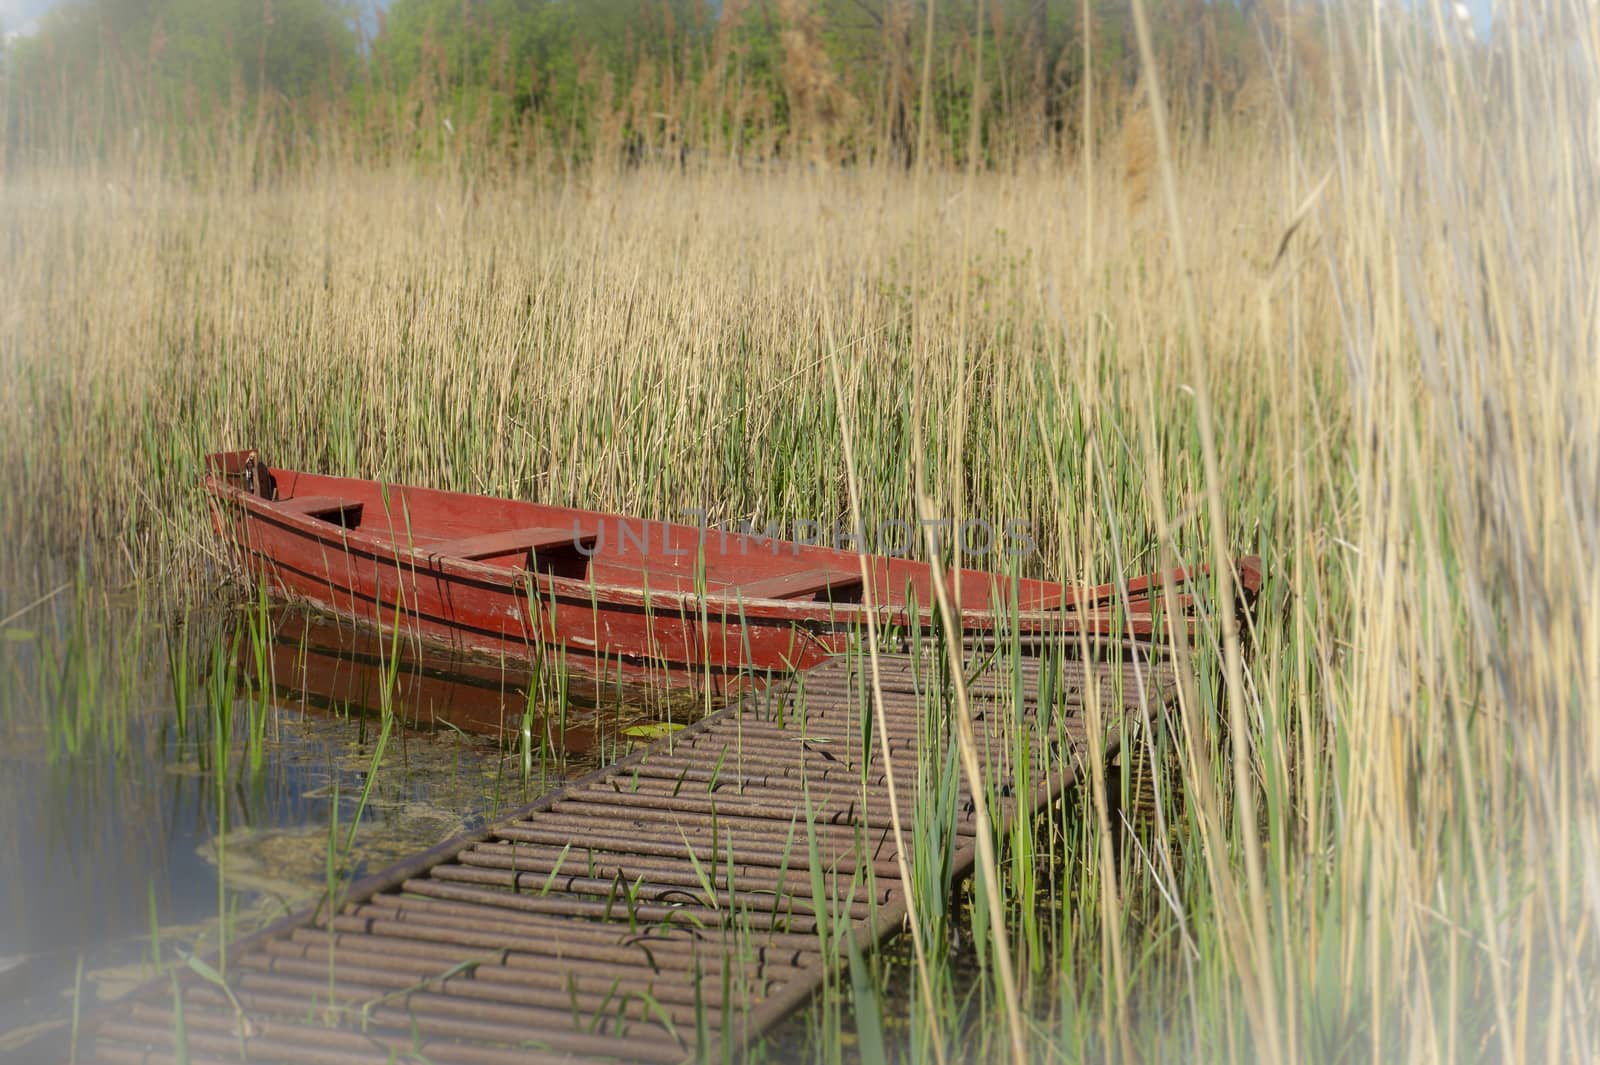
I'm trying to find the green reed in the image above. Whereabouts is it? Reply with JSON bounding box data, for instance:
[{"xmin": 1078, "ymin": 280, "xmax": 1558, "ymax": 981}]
[{"xmin": 1, "ymin": 0, "xmax": 1594, "ymax": 1055}]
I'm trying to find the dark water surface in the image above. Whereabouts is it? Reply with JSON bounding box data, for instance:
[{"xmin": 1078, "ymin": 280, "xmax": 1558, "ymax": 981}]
[{"xmin": 0, "ymin": 588, "xmax": 708, "ymax": 1055}]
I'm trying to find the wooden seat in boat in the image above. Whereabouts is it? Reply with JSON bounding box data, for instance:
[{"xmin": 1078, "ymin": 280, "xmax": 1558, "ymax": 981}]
[
  {"xmin": 732, "ymin": 567, "xmax": 864, "ymax": 602},
  {"xmin": 277, "ymin": 496, "xmax": 364, "ymax": 526},
  {"xmin": 424, "ymin": 526, "xmax": 590, "ymax": 562}
]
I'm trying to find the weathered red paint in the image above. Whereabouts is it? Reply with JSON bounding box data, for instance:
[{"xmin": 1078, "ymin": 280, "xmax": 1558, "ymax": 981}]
[{"xmin": 205, "ymin": 450, "xmax": 1260, "ymax": 690}]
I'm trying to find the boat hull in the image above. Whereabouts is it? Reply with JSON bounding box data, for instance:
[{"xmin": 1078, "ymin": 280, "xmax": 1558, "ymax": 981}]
[
  {"xmin": 205, "ymin": 451, "xmax": 1259, "ymax": 691},
  {"xmin": 217, "ymin": 496, "xmax": 841, "ymax": 689}
]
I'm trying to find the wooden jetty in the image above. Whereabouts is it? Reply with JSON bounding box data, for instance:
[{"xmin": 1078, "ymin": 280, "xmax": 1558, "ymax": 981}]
[{"xmin": 90, "ymin": 646, "xmax": 1177, "ymax": 1064}]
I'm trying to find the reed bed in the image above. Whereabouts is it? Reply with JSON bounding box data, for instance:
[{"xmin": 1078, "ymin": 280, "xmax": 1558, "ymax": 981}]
[{"xmin": 1, "ymin": 0, "xmax": 1596, "ymax": 1059}]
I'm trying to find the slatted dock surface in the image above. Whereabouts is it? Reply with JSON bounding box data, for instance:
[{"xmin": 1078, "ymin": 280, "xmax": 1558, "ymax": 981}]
[{"xmin": 92, "ymin": 648, "xmax": 1176, "ymax": 1064}]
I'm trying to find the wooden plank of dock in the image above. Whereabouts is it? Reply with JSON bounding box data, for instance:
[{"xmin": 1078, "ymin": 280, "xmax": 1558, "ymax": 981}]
[{"xmin": 91, "ymin": 647, "xmax": 1176, "ymax": 1064}]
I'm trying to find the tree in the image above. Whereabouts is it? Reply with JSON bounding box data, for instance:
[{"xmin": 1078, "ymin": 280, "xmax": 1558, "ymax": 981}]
[{"xmin": 6, "ymin": 0, "xmax": 357, "ymax": 117}]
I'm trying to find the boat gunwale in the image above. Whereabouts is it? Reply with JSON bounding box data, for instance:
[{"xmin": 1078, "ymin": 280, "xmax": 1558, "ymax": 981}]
[{"xmin": 207, "ymin": 471, "xmax": 1244, "ymax": 640}]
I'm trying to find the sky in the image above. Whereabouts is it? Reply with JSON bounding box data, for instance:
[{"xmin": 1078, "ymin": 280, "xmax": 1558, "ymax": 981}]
[{"xmin": 0, "ymin": 0, "xmax": 52, "ymax": 39}]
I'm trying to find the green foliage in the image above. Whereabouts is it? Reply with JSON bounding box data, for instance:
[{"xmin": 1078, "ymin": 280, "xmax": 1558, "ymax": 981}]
[
  {"xmin": 365, "ymin": 0, "xmax": 708, "ymax": 157},
  {"xmin": 3, "ymin": 0, "xmax": 1280, "ymax": 168},
  {"xmin": 8, "ymin": 0, "xmax": 355, "ymax": 103}
]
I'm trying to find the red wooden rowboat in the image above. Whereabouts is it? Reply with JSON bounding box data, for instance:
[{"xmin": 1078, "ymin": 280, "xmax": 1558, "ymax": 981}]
[{"xmin": 205, "ymin": 450, "xmax": 1260, "ymax": 690}]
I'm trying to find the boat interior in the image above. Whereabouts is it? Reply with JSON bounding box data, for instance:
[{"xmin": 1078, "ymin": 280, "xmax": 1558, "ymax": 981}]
[{"xmin": 210, "ymin": 451, "xmax": 1154, "ymax": 612}]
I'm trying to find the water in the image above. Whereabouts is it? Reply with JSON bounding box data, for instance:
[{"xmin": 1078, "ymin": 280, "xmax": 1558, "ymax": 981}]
[
  {"xmin": 0, "ymin": 577, "xmax": 1130, "ymax": 1062},
  {"xmin": 0, "ymin": 588, "xmax": 706, "ymax": 1055}
]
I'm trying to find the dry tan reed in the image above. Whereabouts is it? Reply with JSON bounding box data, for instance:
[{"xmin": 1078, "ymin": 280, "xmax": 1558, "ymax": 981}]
[{"xmin": 1, "ymin": 1, "xmax": 1596, "ymax": 1056}]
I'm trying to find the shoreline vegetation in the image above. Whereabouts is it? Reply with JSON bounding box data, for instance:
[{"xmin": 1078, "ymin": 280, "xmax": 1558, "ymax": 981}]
[{"xmin": 1, "ymin": 0, "xmax": 1596, "ymax": 1060}]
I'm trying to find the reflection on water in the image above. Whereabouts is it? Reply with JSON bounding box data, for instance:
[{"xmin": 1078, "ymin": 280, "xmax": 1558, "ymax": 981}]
[{"xmin": 0, "ymin": 591, "xmax": 708, "ymax": 1052}]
